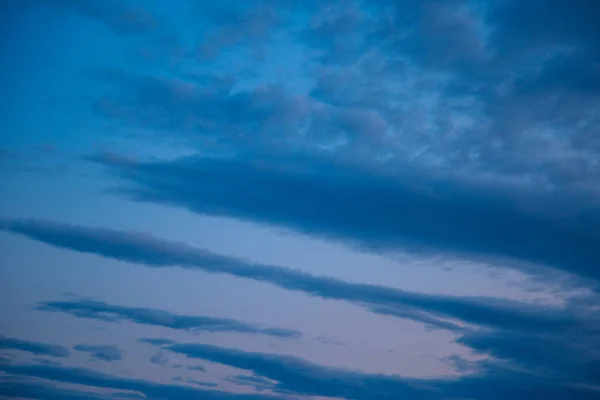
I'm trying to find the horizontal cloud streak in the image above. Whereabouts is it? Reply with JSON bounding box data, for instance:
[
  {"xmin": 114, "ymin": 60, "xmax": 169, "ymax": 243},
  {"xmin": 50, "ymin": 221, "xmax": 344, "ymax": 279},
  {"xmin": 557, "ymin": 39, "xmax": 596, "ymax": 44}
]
[
  {"xmin": 92, "ymin": 155, "xmax": 600, "ymax": 285},
  {"xmin": 4, "ymin": 219, "xmax": 599, "ymax": 394},
  {"xmin": 0, "ymin": 378, "xmax": 116, "ymax": 400},
  {"xmin": 1, "ymin": 218, "xmax": 583, "ymax": 334},
  {"xmin": 164, "ymin": 340, "xmax": 600, "ymax": 400},
  {"xmin": 0, "ymin": 335, "xmax": 70, "ymax": 358},
  {"xmin": 36, "ymin": 298, "xmax": 302, "ymax": 339},
  {"xmin": 0, "ymin": 362, "xmax": 286, "ymax": 399},
  {"xmin": 167, "ymin": 341, "xmax": 435, "ymax": 400},
  {"xmin": 74, "ymin": 344, "xmax": 123, "ymax": 362}
]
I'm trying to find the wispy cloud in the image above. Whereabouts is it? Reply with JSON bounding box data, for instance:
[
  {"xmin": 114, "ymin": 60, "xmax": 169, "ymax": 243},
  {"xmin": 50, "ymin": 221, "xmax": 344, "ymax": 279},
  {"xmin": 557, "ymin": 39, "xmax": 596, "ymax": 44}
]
[
  {"xmin": 0, "ymin": 335, "xmax": 70, "ymax": 358},
  {"xmin": 162, "ymin": 340, "xmax": 600, "ymax": 400},
  {"xmin": 3, "ymin": 218, "xmax": 599, "ymax": 394},
  {"xmin": 225, "ymin": 374, "xmax": 275, "ymax": 392},
  {"xmin": 168, "ymin": 341, "xmax": 434, "ymax": 399},
  {"xmin": 74, "ymin": 344, "xmax": 123, "ymax": 362},
  {"xmin": 91, "ymin": 154, "xmax": 600, "ymax": 286},
  {"xmin": 0, "ymin": 362, "xmax": 287, "ymax": 399},
  {"xmin": 4, "ymin": 0, "xmax": 600, "ymax": 398},
  {"xmin": 4, "ymin": 219, "xmax": 586, "ymax": 335},
  {"xmin": 0, "ymin": 377, "xmax": 116, "ymax": 400},
  {"xmin": 149, "ymin": 350, "xmax": 169, "ymax": 367},
  {"xmin": 36, "ymin": 297, "xmax": 302, "ymax": 339}
]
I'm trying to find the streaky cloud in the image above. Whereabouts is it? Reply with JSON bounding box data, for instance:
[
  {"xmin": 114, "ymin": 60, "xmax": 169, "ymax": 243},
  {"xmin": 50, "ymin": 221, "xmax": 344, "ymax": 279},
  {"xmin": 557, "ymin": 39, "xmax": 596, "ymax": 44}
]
[
  {"xmin": 137, "ymin": 337, "xmax": 175, "ymax": 346},
  {"xmin": 74, "ymin": 344, "xmax": 123, "ymax": 362},
  {"xmin": 36, "ymin": 297, "xmax": 302, "ymax": 339},
  {"xmin": 91, "ymin": 154, "xmax": 600, "ymax": 285},
  {"xmin": 164, "ymin": 340, "xmax": 600, "ymax": 400},
  {"xmin": 5, "ymin": 219, "xmax": 599, "ymax": 393},
  {"xmin": 1, "ymin": 218, "xmax": 584, "ymax": 334},
  {"xmin": 167, "ymin": 341, "xmax": 435, "ymax": 400},
  {"xmin": 0, "ymin": 378, "xmax": 116, "ymax": 400},
  {"xmin": 0, "ymin": 362, "xmax": 287, "ymax": 399},
  {"xmin": 226, "ymin": 374, "xmax": 275, "ymax": 392},
  {"xmin": 0, "ymin": 335, "xmax": 70, "ymax": 358}
]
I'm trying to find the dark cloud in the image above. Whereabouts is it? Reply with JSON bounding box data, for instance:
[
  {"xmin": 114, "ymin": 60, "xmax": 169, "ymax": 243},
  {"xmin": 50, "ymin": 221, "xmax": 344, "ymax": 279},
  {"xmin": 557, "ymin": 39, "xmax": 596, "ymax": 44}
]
[
  {"xmin": 91, "ymin": 154, "xmax": 600, "ymax": 285},
  {"xmin": 4, "ymin": 217, "xmax": 599, "ymax": 395},
  {"xmin": 164, "ymin": 341, "xmax": 600, "ymax": 400},
  {"xmin": 457, "ymin": 330, "xmax": 600, "ymax": 384},
  {"xmin": 0, "ymin": 335, "xmax": 70, "ymax": 358},
  {"xmin": 91, "ymin": 69, "xmax": 309, "ymax": 152},
  {"xmin": 74, "ymin": 344, "xmax": 122, "ymax": 362},
  {"xmin": 81, "ymin": 0, "xmax": 600, "ymax": 191},
  {"xmin": 439, "ymin": 354, "xmax": 473, "ymax": 374},
  {"xmin": 0, "ymin": 377, "xmax": 115, "ymax": 400},
  {"xmin": 167, "ymin": 342, "xmax": 434, "ymax": 400},
  {"xmin": 36, "ymin": 297, "xmax": 302, "ymax": 339},
  {"xmin": 3, "ymin": 218, "xmax": 590, "ymax": 336},
  {"xmin": 0, "ymin": 362, "xmax": 287, "ymax": 399}
]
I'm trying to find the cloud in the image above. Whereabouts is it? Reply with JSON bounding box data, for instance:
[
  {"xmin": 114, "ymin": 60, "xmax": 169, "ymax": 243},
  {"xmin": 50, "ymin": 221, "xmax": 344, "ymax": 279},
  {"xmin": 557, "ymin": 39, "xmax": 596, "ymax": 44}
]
[
  {"xmin": 88, "ymin": 154, "xmax": 600, "ymax": 286},
  {"xmin": 90, "ymin": 70, "xmax": 310, "ymax": 152},
  {"xmin": 137, "ymin": 337, "xmax": 175, "ymax": 346},
  {"xmin": 0, "ymin": 335, "xmax": 70, "ymax": 358},
  {"xmin": 74, "ymin": 344, "xmax": 123, "ymax": 362},
  {"xmin": 188, "ymin": 364, "xmax": 207, "ymax": 372},
  {"xmin": 81, "ymin": 0, "xmax": 600, "ymax": 194},
  {"xmin": 149, "ymin": 350, "xmax": 169, "ymax": 367},
  {"xmin": 226, "ymin": 374, "xmax": 275, "ymax": 392},
  {"xmin": 0, "ymin": 377, "xmax": 116, "ymax": 400},
  {"xmin": 0, "ymin": 362, "xmax": 287, "ymax": 399},
  {"xmin": 3, "ymin": 218, "xmax": 588, "ymax": 336},
  {"xmin": 167, "ymin": 342, "xmax": 434, "ymax": 400},
  {"xmin": 36, "ymin": 297, "xmax": 302, "ymax": 339},
  {"xmin": 4, "ymin": 217, "xmax": 599, "ymax": 394},
  {"xmin": 163, "ymin": 340, "xmax": 600, "ymax": 400},
  {"xmin": 46, "ymin": 0, "xmax": 159, "ymax": 37},
  {"xmin": 457, "ymin": 330, "xmax": 600, "ymax": 384},
  {"xmin": 188, "ymin": 379, "xmax": 219, "ymax": 388}
]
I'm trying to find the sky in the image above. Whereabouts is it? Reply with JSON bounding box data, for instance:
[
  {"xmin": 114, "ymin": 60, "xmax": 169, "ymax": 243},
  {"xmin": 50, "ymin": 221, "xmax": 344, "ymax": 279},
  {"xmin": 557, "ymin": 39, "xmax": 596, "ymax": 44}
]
[{"xmin": 0, "ymin": 0, "xmax": 599, "ymax": 399}]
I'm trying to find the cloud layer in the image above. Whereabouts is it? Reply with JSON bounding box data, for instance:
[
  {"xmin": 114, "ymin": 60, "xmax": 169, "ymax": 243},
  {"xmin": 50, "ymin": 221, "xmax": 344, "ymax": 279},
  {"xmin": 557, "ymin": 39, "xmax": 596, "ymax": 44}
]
[
  {"xmin": 2, "ymin": 218, "xmax": 599, "ymax": 397},
  {"xmin": 3, "ymin": 0, "xmax": 600, "ymax": 398}
]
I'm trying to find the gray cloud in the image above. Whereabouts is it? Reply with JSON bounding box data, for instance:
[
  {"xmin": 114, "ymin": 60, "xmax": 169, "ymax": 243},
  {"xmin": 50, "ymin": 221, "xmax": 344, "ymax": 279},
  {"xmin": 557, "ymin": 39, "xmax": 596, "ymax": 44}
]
[
  {"xmin": 2, "ymin": 218, "xmax": 589, "ymax": 336},
  {"xmin": 74, "ymin": 344, "xmax": 123, "ymax": 362},
  {"xmin": 149, "ymin": 350, "xmax": 169, "ymax": 367},
  {"xmin": 4, "ymin": 216, "xmax": 599, "ymax": 393},
  {"xmin": 84, "ymin": 0, "xmax": 600, "ymax": 194},
  {"xmin": 164, "ymin": 340, "xmax": 600, "ymax": 400},
  {"xmin": 36, "ymin": 297, "xmax": 301, "ymax": 339},
  {"xmin": 0, "ymin": 335, "xmax": 70, "ymax": 358},
  {"xmin": 0, "ymin": 362, "xmax": 287, "ymax": 399},
  {"xmin": 91, "ymin": 154, "xmax": 600, "ymax": 287},
  {"xmin": 226, "ymin": 374, "xmax": 275, "ymax": 392},
  {"xmin": 167, "ymin": 341, "xmax": 434, "ymax": 400}
]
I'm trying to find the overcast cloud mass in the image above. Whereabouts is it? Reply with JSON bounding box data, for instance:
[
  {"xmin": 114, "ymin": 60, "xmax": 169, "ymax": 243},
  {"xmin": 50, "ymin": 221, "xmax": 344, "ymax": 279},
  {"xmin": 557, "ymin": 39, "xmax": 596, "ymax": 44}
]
[{"xmin": 1, "ymin": 0, "xmax": 600, "ymax": 399}]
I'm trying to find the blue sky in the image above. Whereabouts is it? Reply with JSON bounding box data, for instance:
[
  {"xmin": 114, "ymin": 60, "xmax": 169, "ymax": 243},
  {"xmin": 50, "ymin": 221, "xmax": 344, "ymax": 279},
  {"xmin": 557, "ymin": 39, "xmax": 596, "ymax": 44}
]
[{"xmin": 1, "ymin": 0, "xmax": 599, "ymax": 398}]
